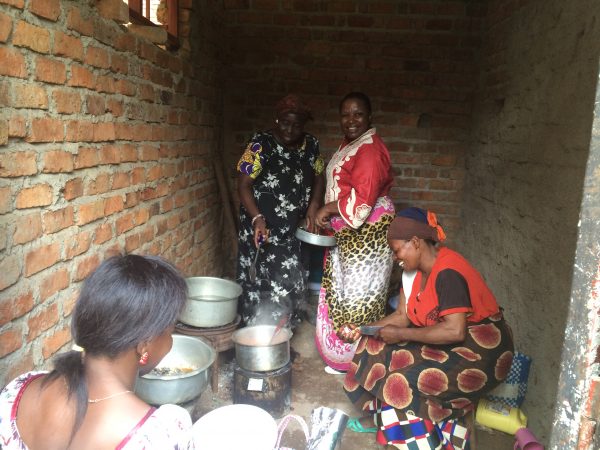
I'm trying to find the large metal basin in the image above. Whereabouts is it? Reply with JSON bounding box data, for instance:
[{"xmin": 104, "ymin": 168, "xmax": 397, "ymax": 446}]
[
  {"xmin": 180, "ymin": 277, "xmax": 242, "ymax": 328},
  {"xmin": 232, "ymin": 325, "xmax": 292, "ymax": 372},
  {"xmin": 135, "ymin": 334, "xmax": 216, "ymax": 405}
]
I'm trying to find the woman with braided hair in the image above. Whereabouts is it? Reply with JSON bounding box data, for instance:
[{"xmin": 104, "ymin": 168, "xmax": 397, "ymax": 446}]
[{"xmin": 341, "ymin": 207, "xmax": 514, "ymax": 450}]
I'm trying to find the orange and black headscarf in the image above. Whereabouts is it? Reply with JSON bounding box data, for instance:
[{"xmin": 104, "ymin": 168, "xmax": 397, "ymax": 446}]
[{"xmin": 388, "ymin": 207, "xmax": 446, "ymax": 242}]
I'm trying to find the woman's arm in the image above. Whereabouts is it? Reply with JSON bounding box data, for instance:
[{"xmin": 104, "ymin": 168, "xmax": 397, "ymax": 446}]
[
  {"xmin": 305, "ymin": 173, "xmax": 324, "ymax": 233},
  {"xmin": 377, "ymin": 312, "xmax": 467, "ymax": 345},
  {"xmin": 238, "ymin": 173, "xmax": 268, "ymax": 247}
]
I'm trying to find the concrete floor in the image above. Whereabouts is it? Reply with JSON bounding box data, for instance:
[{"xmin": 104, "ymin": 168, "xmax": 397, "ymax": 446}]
[{"xmin": 189, "ymin": 319, "xmax": 516, "ymax": 449}]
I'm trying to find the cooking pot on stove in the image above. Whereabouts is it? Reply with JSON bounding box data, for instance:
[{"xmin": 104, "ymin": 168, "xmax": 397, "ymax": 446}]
[
  {"xmin": 232, "ymin": 325, "xmax": 292, "ymax": 372},
  {"xmin": 180, "ymin": 277, "xmax": 242, "ymax": 328}
]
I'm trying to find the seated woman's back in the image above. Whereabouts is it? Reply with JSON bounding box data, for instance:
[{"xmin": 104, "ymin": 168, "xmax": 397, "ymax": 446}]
[{"xmin": 15, "ymin": 374, "xmax": 153, "ymax": 450}]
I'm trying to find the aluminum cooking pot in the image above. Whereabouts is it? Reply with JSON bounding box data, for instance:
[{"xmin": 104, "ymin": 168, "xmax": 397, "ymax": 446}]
[
  {"xmin": 135, "ymin": 335, "xmax": 216, "ymax": 405},
  {"xmin": 232, "ymin": 325, "xmax": 293, "ymax": 372},
  {"xmin": 180, "ymin": 277, "xmax": 243, "ymax": 328}
]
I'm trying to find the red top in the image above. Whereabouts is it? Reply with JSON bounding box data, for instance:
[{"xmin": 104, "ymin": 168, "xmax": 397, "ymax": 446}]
[
  {"xmin": 325, "ymin": 128, "xmax": 393, "ymax": 228},
  {"xmin": 404, "ymin": 247, "xmax": 500, "ymax": 327}
]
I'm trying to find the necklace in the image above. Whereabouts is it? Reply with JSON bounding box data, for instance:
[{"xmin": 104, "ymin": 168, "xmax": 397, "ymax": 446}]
[{"xmin": 88, "ymin": 390, "xmax": 132, "ymax": 403}]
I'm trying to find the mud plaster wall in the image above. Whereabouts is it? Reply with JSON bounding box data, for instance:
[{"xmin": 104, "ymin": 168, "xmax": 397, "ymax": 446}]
[{"xmin": 458, "ymin": 0, "xmax": 600, "ymax": 443}]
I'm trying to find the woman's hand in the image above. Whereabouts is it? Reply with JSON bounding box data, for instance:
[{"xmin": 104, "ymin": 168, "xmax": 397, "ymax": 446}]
[
  {"xmin": 305, "ymin": 203, "xmax": 319, "ymax": 233},
  {"xmin": 375, "ymin": 325, "xmax": 405, "ymax": 344},
  {"xmin": 253, "ymin": 217, "xmax": 269, "ymax": 247},
  {"xmin": 337, "ymin": 323, "xmax": 360, "ymax": 343}
]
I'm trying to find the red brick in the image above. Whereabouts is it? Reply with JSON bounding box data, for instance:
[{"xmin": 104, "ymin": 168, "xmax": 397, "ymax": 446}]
[
  {"xmin": 110, "ymin": 52, "xmax": 128, "ymax": 74},
  {"xmin": 125, "ymin": 233, "xmax": 140, "ymax": 252},
  {"xmin": 69, "ymin": 64, "xmax": 96, "ymax": 89},
  {"xmin": 0, "ymin": 254, "xmax": 20, "ymax": 290},
  {"xmin": 94, "ymin": 222, "xmax": 113, "ymax": 244},
  {"xmin": 0, "ymin": 47, "xmax": 27, "ymax": 78},
  {"xmin": 40, "ymin": 268, "xmax": 69, "ymax": 301},
  {"xmin": 93, "ymin": 122, "xmax": 116, "ymax": 141},
  {"xmin": 85, "ymin": 45, "xmax": 110, "ymax": 69},
  {"xmin": 8, "ymin": 115, "xmax": 26, "ymax": 137},
  {"xmin": 35, "ymin": 56, "xmax": 67, "ymax": 84},
  {"xmin": 97, "ymin": 75, "xmax": 116, "ymax": 94},
  {"xmin": 42, "ymin": 205, "xmax": 74, "ymax": 233},
  {"xmin": 0, "ymin": 291, "xmax": 33, "ymax": 326},
  {"xmin": 53, "ymin": 31, "xmax": 84, "ymax": 61},
  {"xmin": 98, "ymin": 144, "xmax": 120, "ymax": 164},
  {"xmin": 0, "ymin": 151, "xmax": 37, "ymax": 177},
  {"xmin": 66, "ymin": 230, "xmax": 92, "ymax": 259},
  {"xmin": 11, "ymin": 84, "xmax": 48, "ymax": 109},
  {"xmin": 30, "ymin": 0, "xmax": 60, "ymax": 21},
  {"xmin": 0, "ymin": 327, "xmax": 22, "ymax": 357},
  {"xmin": 0, "ymin": 186, "xmax": 11, "ymax": 214},
  {"xmin": 53, "ymin": 89, "xmax": 82, "ymax": 114},
  {"xmin": 75, "ymin": 147, "xmax": 99, "ymax": 169},
  {"xmin": 66, "ymin": 120, "xmax": 94, "ymax": 142},
  {"xmin": 112, "ymin": 172, "xmax": 130, "ymax": 189},
  {"xmin": 0, "ymin": 11, "xmax": 13, "ymax": 42},
  {"xmin": 0, "ymin": 0, "xmax": 24, "ymax": 7},
  {"xmin": 116, "ymin": 212, "xmax": 135, "ymax": 234},
  {"xmin": 0, "ymin": 119, "xmax": 7, "ymax": 145},
  {"xmin": 125, "ymin": 191, "xmax": 140, "ymax": 209},
  {"xmin": 74, "ymin": 254, "xmax": 100, "ymax": 282},
  {"xmin": 104, "ymin": 195, "xmax": 124, "ymax": 216},
  {"xmin": 86, "ymin": 173, "xmax": 110, "ymax": 195},
  {"xmin": 42, "ymin": 149, "xmax": 73, "ymax": 173},
  {"xmin": 42, "ymin": 325, "xmax": 71, "ymax": 359},
  {"xmin": 66, "ymin": 6, "xmax": 93, "ymax": 36},
  {"xmin": 78, "ymin": 199, "xmax": 105, "ymax": 225},
  {"xmin": 106, "ymin": 98, "xmax": 124, "ymax": 116},
  {"xmin": 432, "ymin": 154, "xmax": 457, "ymax": 166},
  {"xmin": 86, "ymin": 94, "xmax": 106, "ymax": 115},
  {"xmin": 25, "ymin": 242, "xmax": 61, "ymax": 276},
  {"xmin": 131, "ymin": 167, "xmax": 145, "ymax": 185},
  {"xmin": 13, "ymin": 212, "xmax": 42, "ymax": 244},
  {"xmin": 63, "ymin": 290, "xmax": 78, "ymax": 317},
  {"xmin": 16, "ymin": 183, "xmax": 53, "ymax": 208},
  {"xmin": 13, "ymin": 20, "xmax": 50, "ymax": 53},
  {"xmin": 63, "ymin": 177, "xmax": 83, "ymax": 200},
  {"xmin": 28, "ymin": 118, "xmax": 64, "ymax": 143},
  {"xmin": 27, "ymin": 303, "xmax": 59, "ymax": 341}
]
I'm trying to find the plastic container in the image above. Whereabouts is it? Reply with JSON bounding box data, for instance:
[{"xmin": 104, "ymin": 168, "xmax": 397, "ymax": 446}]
[{"xmin": 476, "ymin": 398, "xmax": 528, "ymax": 435}]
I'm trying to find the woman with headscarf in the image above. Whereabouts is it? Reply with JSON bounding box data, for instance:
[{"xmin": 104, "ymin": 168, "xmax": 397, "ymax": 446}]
[
  {"xmin": 236, "ymin": 94, "xmax": 324, "ymax": 327},
  {"xmin": 340, "ymin": 207, "xmax": 514, "ymax": 450},
  {"xmin": 314, "ymin": 92, "xmax": 395, "ymax": 373}
]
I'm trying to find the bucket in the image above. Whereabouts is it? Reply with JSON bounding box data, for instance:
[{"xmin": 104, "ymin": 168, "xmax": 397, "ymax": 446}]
[{"xmin": 192, "ymin": 404, "xmax": 277, "ymax": 450}]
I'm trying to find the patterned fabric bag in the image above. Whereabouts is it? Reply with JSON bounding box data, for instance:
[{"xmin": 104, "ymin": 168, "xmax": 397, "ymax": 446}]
[{"xmin": 487, "ymin": 351, "xmax": 532, "ymax": 408}]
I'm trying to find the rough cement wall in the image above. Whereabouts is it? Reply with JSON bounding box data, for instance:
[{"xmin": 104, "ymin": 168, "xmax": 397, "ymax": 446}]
[
  {"xmin": 460, "ymin": 0, "xmax": 600, "ymax": 443},
  {"xmin": 0, "ymin": 0, "xmax": 224, "ymax": 386},
  {"xmin": 221, "ymin": 0, "xmax": 489, "ymax": 237}
]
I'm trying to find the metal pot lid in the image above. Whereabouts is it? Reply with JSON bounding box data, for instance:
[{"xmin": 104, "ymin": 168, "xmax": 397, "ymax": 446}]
[{"xmin": 295, "ymin": 227, "xmax": 336, "ymax": 246}]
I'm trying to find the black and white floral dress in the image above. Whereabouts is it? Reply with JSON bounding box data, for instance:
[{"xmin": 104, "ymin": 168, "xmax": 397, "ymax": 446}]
[{"xmin": 236, "ymin": 131, "xmax": 324, "ymax": 326}]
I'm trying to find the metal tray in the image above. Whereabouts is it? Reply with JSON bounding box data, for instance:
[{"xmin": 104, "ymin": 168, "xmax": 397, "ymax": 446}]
[{"xmin": 295, "ymin": 227, "xmax": 336, "ymax": 247}]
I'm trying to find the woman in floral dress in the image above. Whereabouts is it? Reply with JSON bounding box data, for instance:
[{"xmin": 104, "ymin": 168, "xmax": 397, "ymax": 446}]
[{"xmin": 236, "ymin": 94, "xmax": 324, "ymax": 327}]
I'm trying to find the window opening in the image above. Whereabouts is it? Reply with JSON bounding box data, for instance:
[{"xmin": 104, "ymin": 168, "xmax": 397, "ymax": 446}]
[{"xmin": 128, "ymin": 0, "xmax": 178, "ymax": 49}]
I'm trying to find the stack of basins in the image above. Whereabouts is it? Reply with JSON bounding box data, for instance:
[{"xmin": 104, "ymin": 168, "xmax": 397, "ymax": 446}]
[{"xmin": 231, "ymin": 324, "xmax": 293, "ymax": 418}]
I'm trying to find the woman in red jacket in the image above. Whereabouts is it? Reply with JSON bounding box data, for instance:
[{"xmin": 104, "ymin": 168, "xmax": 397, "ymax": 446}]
[{"xmin": 341, "ymin": 207, "xmax": 514, "ymax": 450}]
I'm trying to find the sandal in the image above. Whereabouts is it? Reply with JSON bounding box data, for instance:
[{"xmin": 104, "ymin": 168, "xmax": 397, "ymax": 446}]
[{"xmin": 346, "ymin": 417, "xmax": 378, "ymax": 433}]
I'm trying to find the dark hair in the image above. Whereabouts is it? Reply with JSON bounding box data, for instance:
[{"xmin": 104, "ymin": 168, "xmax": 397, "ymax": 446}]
[
  {"xmin": 44, "ymin": 254, "xmax": 188, "ymax": 437},
  {"xmin": 339, "ymin": 91, "xmax": 372, "ymax": 115}
]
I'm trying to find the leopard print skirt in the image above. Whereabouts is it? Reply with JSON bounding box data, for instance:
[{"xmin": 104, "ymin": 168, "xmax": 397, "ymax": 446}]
[{"xmin": 315, "ymin": 197, "xmax": 394, "ymax": 371}]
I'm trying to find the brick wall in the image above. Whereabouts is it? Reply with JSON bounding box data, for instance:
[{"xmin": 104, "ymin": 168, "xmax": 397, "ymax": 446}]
[
  {"xmin": 221, "ymin": 0, "xmax": 487, "ymax": 236},
  {"xmin": 460, "ymin": 0, "xmax": 600, "ymax": 442},
  {"xmin": 0, "ymin": 0, "xmax": 225, "ymax": 386}
]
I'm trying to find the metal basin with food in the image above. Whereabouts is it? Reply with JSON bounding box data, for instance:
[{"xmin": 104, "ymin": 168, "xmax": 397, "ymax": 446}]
[
  {"xmin": 180, "ymin": 277, "xmax": 243, "ymax": 328},
  {"xmin": 232, "ymin": 325, "xmax": 292, "ymax": 372},
  {"xmin": 135, "ymin": 334, "xmax": 216, "ymax": 405},
  {"xmin": 295, "ymin": 227, "xmax": 336, "ymax": 247}
]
